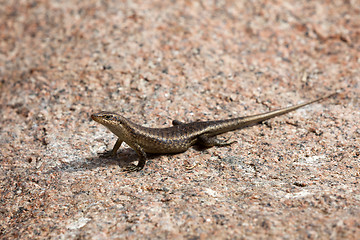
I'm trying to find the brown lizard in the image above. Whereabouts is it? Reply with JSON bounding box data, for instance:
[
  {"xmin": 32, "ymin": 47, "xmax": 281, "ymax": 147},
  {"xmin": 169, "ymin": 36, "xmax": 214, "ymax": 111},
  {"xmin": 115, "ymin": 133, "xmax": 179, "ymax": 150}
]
[{"xmin": 91, "ymin": 93, "xmax": 336, "ymax": 171}]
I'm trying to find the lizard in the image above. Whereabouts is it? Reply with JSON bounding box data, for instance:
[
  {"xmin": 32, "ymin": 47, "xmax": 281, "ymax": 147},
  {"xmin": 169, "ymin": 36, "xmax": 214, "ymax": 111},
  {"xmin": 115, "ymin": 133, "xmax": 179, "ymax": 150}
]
[{"xmin": 91, "ymin": 92, "xmax": 336, "ymax": 172}]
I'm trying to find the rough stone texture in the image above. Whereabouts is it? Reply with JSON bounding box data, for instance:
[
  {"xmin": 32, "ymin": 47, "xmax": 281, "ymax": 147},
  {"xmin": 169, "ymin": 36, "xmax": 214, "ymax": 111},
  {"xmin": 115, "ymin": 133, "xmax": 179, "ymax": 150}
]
[{"xmin": 0, "ymin": 0, "xmax": 359, "ymax": 239}]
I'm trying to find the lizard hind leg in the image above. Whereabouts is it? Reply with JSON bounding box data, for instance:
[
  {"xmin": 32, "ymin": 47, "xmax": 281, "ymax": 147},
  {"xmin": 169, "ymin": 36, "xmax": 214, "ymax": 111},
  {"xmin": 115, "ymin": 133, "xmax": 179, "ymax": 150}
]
[{"xmin": 197, "ymin": 134, "xmax": 237, "ymax": 147}]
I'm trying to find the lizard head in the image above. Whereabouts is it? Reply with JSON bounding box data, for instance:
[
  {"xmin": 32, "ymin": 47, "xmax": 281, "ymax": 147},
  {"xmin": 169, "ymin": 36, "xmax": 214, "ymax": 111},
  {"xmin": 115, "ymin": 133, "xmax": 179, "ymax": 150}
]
[{"xmin": 91, "ymin": 111, "xmax": 129, "ymax": 137}]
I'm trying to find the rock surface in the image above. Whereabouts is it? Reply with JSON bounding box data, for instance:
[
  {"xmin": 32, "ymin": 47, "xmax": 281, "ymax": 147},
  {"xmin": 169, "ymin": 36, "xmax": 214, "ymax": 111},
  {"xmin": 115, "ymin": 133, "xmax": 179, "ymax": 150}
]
[{"xmin": 1, "ymin": 0, "xmax": 359, "ymax": 239}]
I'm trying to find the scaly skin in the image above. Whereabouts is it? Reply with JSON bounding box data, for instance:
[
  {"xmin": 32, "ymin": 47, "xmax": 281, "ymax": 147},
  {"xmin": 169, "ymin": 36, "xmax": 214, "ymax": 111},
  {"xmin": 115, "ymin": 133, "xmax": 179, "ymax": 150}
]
[{"xmin": 91, "ymin": 93, "xmax": 336, "ymax": 172}]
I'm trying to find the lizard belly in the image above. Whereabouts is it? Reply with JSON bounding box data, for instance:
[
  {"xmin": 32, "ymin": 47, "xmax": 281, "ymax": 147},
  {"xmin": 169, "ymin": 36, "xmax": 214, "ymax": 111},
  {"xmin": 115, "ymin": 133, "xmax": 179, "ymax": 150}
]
[{"xmin": 139, "ymin": 138, "xmax": 196, "ymax": 154}]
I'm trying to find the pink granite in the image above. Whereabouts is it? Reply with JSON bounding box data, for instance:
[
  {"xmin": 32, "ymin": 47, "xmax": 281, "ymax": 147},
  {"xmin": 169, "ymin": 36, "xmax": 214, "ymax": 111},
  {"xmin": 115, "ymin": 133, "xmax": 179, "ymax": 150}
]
[{"xmin": 0, "ymin": 0, "xmax": 359, "ymax": 239}]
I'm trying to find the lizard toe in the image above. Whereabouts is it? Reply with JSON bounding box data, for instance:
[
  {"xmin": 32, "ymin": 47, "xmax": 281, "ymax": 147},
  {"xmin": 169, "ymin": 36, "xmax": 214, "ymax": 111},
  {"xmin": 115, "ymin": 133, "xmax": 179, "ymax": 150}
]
[
  {"xmin": 122, "ymin": 164, "xmax": 142, "ymax": 172},
  {"xmin": 98, "ymin": 150, "xmax": 116, "ymax": 158}
]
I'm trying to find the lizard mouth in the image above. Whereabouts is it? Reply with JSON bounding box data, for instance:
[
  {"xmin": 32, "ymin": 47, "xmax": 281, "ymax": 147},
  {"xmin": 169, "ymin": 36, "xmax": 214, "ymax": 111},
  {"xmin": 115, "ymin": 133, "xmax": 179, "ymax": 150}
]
[{"xmin": 91, "ymin": 114, "xmax": 99, "ymax": 122}]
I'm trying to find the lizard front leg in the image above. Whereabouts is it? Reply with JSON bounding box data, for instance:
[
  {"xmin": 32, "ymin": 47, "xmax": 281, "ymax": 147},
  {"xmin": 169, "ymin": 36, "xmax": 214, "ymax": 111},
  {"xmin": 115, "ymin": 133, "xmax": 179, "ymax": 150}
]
[
  {"xmin": 99, "ymin": 138, "xmax": 123, "ymax": 157},
  {"xmin": 122, "ymin": 141, "xmax": 147, "ymax": 172}
]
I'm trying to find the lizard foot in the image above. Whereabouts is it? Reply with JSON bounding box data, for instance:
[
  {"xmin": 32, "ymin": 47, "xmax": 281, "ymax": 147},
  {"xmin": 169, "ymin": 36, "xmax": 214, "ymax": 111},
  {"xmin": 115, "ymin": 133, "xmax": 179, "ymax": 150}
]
[
  {"xmin": 98, "ymin": 150, "xmax": 116, "ymax": 158},
  {"xmin": 122, "ymin": 164, "xmax": 142, "ymax": 172},
  {"xmin": 185, "ymin": 161, "xmax": 199, "ymax": 170},
  {"xmin": 223, "ymin": 138, "xmax": 237, "ymax": 146}
]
